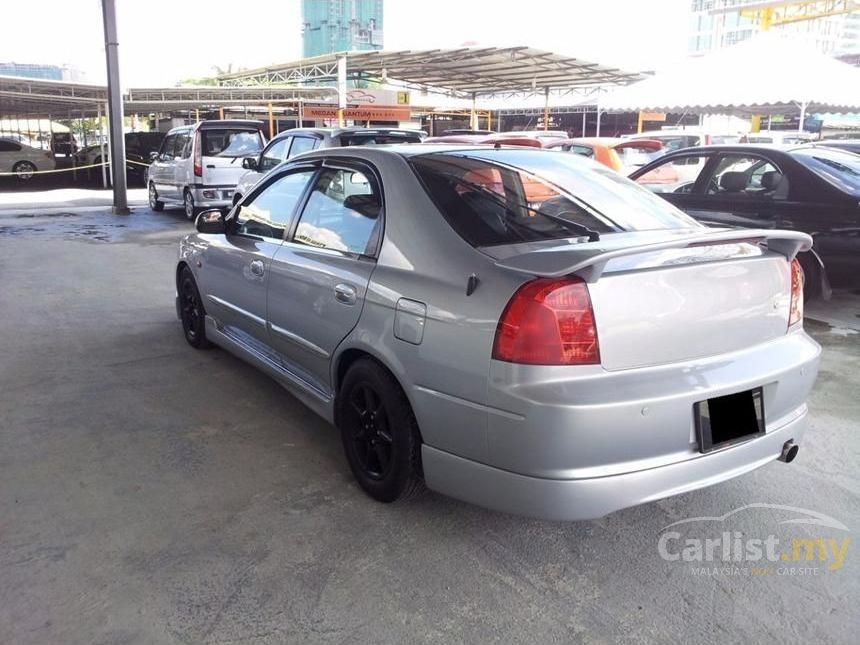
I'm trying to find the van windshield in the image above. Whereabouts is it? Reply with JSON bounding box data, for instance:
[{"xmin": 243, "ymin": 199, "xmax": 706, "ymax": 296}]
[{"xmin": 201, "ymin": 129, "xmax": 263, "ymax": 158}]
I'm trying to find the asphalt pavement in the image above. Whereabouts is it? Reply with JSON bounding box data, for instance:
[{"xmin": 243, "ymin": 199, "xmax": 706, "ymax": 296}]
[{"xmin": 0, "ymin": 199, "xmax": 857, "ymax": 644}]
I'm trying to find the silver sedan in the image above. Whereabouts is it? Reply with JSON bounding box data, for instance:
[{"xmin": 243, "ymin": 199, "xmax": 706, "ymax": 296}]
[{"xmin": 175, "ymin": 145, "xmax": 820, "ymax": 520}]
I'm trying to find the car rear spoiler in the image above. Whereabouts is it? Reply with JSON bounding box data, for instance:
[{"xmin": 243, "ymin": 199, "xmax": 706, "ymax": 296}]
[{"xmin": 493, "ymin": 229, "xmax": 813, "ymax": 282}]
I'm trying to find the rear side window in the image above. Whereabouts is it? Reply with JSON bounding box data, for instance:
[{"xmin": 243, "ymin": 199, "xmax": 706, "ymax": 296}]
[
  {"xmin": 792, "ymin": 148, "xmax": 860, "ymax": 195},
  {"xmin": 0, "ymin": 140, "xmax": 21, "ymax": 152},
  {"xmin": 410, "ymin": 152, "xmax": 697, "ymax": 247},
  {"xmin": 201, "ymin": 129, "xmax": 263, "ymax": 158}
]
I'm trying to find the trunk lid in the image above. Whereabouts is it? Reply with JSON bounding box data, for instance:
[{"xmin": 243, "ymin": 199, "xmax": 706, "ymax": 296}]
[{"xmin": 486, "ymin": 228, "xmax": 811, "ymax": 371}]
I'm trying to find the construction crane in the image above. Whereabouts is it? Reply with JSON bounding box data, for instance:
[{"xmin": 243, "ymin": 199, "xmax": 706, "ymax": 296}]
[{"xmin": 710, "ymin": 0, "xmax": 857, "ymax": 32}]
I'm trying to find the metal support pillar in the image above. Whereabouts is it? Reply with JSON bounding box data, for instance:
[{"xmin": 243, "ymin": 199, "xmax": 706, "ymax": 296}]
[
  {"xmin": 98, "ymin": 104, "xmax": 108, "ymax": 188},
  {"xmin": 337, "ymin": 55, "xmax": 347, "ymax": 127},
  {"xmin": 543, "ymin": 88, "xmax": 550, "ymax": 131},
  {"xmin": 100, "ymin": 0, "xmax": 128, "ymax": 214},
  {"xmin": 470, "ymin": 93, "xmax": 477, "ymax": 131}
]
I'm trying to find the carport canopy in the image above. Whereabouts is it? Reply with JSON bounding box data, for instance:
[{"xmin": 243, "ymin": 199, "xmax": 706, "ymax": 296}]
[
  {"xmin": 599, "ymin": 33, "xmax": 860, "ymax": 116},
  {"xmin": 216, "ymin": 46, "xmax": 644, "ymax": 96},
  {"xmin": 0, "ymin": 76, "xmax": 338, "ymax": 118}
]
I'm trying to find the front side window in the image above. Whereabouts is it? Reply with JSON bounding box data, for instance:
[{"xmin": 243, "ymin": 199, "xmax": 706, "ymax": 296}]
[
  {"xmin": 174, "ymin": 133, "xmax": 190, "ymax": 159},
  {"xmin": 201, "ymin": 129, "xmax": 263, "ymax": 158},
  {"xmin": 159, "ymin": 134, "xmax": 177, "ymax": 160},
  {"xmin": 235, "ymin": 170, "xmax": 316, "ymax": 239},
  {"xmin": 634, "ymin": 153, "xmax": 713, "ymax": 194},
  {"xmin": 287, "ymin": 136, "xmax": 318, "ymax": 158},
  {"xmin": 411, "ymin": 151, "xmax": 698, "ymax": 247},
  {"xmin": 259, "ymin": 137, "xmax": 290, "ymax": 172},
  {"xmin": 292, "ymin": 168, "xmax": 382, "ymax": 254}
]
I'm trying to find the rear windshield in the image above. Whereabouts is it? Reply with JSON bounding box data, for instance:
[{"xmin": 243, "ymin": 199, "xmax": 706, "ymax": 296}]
[
  {"xmin": 793, "ymin": 147, "xmax": 860, "ymax": 195},
  {"xmin": 201, "ymin": 129, "xmax": 263, "ymax": 157},
  {"xmin": 409, "ymin": 150, "xmax": 698, "ymax": 247},
  {"xmin": 343, "ymin": 134, "xmax": 423, "ymax": 146}
]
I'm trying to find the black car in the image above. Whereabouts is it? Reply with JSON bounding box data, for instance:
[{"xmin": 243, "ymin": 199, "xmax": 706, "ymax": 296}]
[{"xmin": 629, "ymin": 145, "xmax": 860, "ymax": 297}]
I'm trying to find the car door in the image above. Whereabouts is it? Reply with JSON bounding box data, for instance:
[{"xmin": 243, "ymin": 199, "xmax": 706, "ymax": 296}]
[
  {"xmin": 170, "ymin": 131, "xmax": 191, "ymax": 198},
  {"xmin": 632, "ymin": 151, "xmax": 716, "ymax": 213},
  {"xmin": 266, "ymin": 162, "xmax": 383, "ymax": 396},
  {"xmin": 150, "ymin": 133, "xmax": 177, "ymax": 197},
  {"xmin": 681, "ymin": 152, "xmax": 786, "ymax": 229},
  {"xmin": 0, "ymin": 139, "xmax": 19, "ymax": 171},
  {"xmin": 198, "ymin": 166, "xmax": 318, "ymax": 348}
]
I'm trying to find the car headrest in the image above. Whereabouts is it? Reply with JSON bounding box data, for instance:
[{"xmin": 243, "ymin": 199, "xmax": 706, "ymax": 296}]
[
  {"xmin": 760, "ymin": 171, "xmax": 783, "ymax": 190},
  {"xmin": 720, "ymin": 171, "xmax": 747, "ymax": 192},
  {"xmin": 343, "ymin": 194, "xmax": 381, "ymax": 219}
]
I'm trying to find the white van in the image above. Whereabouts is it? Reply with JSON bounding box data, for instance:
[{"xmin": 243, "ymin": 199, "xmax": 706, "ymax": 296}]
[{"xmin": 147, "ymin": 120, "xmax": 265, "ymax": 219}]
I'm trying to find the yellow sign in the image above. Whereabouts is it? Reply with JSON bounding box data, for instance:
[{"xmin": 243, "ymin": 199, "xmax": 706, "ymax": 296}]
[
  {"xmin": 397, "ymin": 91, "xmax": 410, "ymax": 105},
  {"xmin": 640, "ymin": 111, "xmax": 666, "ymax": 122}
]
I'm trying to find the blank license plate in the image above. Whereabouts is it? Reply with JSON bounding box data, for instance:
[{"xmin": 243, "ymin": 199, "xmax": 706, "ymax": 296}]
[{"xmin": 695, "ymin": 388, "xmax": 765, "ymax": 453}]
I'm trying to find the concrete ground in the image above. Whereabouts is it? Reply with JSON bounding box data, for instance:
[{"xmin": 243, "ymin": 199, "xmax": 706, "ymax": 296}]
[{"xmin": 1, "ymin": 198, "xmax": 858, "ymax": 645}]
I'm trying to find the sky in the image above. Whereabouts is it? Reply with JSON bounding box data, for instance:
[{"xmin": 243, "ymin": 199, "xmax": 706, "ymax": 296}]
[{"xmin": 0, "ymin": 0, "xmax": 689, "ymax": 87}]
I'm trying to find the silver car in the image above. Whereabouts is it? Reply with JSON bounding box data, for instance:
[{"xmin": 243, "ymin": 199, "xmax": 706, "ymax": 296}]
[{"xmin": 176, "ymin": 145, "xmax": 820, "ymax": 520}]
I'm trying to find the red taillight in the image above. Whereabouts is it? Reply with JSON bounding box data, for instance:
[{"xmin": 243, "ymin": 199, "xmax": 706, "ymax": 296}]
[
  {"xmin": 704, "ymin": 134, "xmax": 712, "ymax": 145},
  {"xmin": 492, "ymin": 277, "xmax": 600, "ymax": 365},
  {"xmin": 789, "ymin": 258, "xmax": 804, "ymax": 328},
  {"xmin": 193, "ymin": 131, "xmax": 202, "ymax": 177}
]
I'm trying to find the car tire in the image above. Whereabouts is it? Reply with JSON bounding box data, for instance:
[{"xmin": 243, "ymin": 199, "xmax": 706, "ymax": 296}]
[
  {"xmin": 797, "ymin": 251, "xmax": 822, "ymax": 301},
  {"xmin": 13, "ymin": 161, "xmax": 36, "ymax": 181},
  {"xmin": 148, "ymin": 181, "xmax": 164, "ymax": 211},
  {"xmin": 338, "ymin": 358, "xmax": 424, "ymax": 503},
  {"xmin": 184, "ymin": 189, "xmax": 198, "ymax": 221},
  {"xmin": 178, "ymin": 266, "xmax": 211, "ymax": 349}
]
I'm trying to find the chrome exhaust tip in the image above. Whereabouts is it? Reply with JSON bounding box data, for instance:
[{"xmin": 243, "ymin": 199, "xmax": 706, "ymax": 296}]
[{"xmin": 779, "ymin": 440, "xmax": 799, "ymax": 463}]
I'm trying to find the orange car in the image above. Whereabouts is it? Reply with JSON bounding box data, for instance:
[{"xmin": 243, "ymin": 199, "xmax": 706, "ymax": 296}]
[{"xmin": 545, "ymin": 137, "xmax": 664, "ymax": 173}]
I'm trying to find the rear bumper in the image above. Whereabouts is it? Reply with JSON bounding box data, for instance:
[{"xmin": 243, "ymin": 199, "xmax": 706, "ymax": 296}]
[
  {"xmin": 189, "ymin": 186, "xmax": 234, "ymax": 208},
  {"xmin": 423, "ymin": 405, "xmax": 808, "ymax": 521}
]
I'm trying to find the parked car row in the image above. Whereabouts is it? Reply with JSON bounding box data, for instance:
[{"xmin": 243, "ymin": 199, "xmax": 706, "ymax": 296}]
[
  {"xmin": 75, "ymin": 131, "xmax": 166, "ymax": 185},
  {"xmin": 0, "ymin": 137, "xmax": 56, "ymax": 180}
]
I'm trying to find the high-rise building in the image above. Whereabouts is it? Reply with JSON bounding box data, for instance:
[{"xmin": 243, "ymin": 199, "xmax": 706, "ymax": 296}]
[
  {"xmin": 0, "ymin": 62, "xmax": 86, "ymax": 82},
  {"xmin": 302, "ymin": 0, "xmax": 384, "ymax": 58},
  {"xmin": 688, "ymin": 0, "xmax": 860, "ymax": 55}
]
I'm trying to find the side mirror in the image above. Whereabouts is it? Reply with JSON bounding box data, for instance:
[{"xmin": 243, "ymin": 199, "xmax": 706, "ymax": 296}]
[
  {"xmin": 242, "ymin": 156, "xmax": 258, "ymax": 170},
  {"xmin": 149, "ymin": 151, "xmax": 159, "ymax": 162},
  {"xmin": 195, "ymin": 209, "xmax": 227, "ymax": 234}
]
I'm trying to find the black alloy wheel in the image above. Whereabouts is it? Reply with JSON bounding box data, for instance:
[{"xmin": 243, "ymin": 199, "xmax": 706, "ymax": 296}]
[{"xmin": 178, "ymin": 267, "xmax": 211, "ymax": 349}]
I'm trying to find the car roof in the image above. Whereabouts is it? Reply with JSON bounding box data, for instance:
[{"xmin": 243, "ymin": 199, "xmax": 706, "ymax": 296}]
[
  {"xmin": 655, "ymin": 143, "xmax": 799, "ymax": 154},
  {"xmin": 311, "ymin": 143, "xmax": 551, "ymax": 158},
  {"xmin": 274, "ymin": 126, "xmax": 424, "ymax": 139}
]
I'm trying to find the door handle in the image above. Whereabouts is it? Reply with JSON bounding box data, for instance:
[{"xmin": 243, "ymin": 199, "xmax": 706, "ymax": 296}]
[
  {"xmin": 334, "ymin": 283, "xmax": 357, "ymax": 305},
  {"xmin": 249, "ymin": 260, "xmax": 265, "ymax": 277}
]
